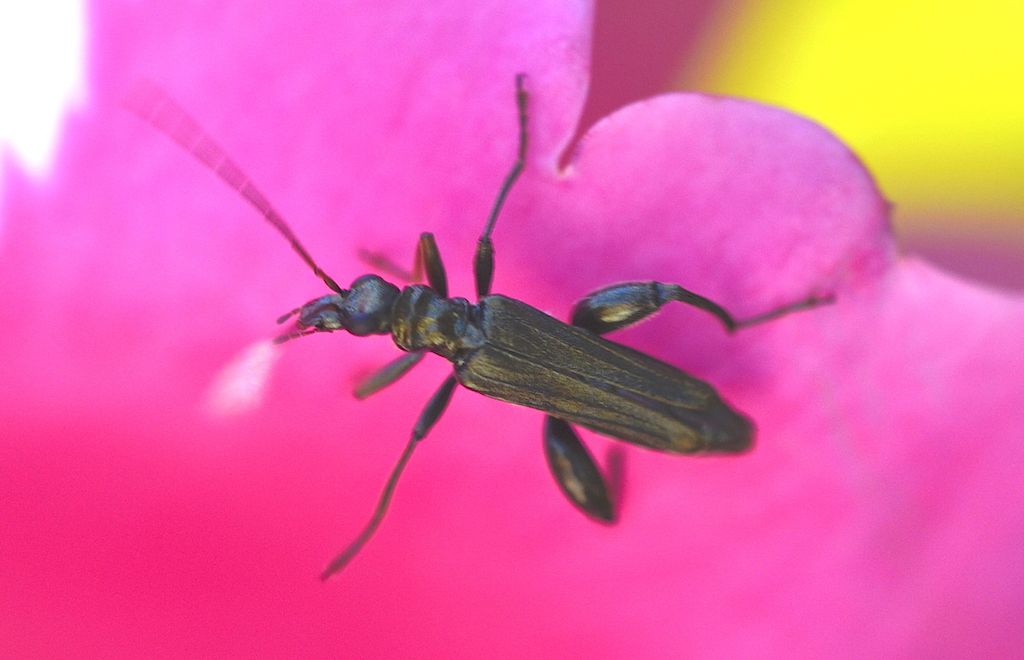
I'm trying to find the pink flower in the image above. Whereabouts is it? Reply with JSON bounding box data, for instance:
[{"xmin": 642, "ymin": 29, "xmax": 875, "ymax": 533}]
[{"xmin": 2, "ymin": 1, "xmax": 1022, "ymax": 657}]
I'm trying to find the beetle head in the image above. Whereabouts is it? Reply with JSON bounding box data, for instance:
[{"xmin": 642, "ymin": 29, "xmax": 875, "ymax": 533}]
[{"xmin": 278, "ymin": 275, "xmax": 400, "ymax": 342}]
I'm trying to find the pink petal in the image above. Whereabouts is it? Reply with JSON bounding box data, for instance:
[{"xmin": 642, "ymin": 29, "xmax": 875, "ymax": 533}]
[{"xmin": 2, "ymin": 2, "xmax": 1022, "ymax": 658}]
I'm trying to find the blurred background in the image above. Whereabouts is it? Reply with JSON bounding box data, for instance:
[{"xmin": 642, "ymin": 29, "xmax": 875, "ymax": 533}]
[
  {"xmin": 581, "ymin": 0, "xmax": 1024, "ymax": 291},
  {"xmin": 0, "ymin": 2, "xmax": 1019, "ymax": 656},
  {"xmin": 2, "ymin": 0, "xmax": 1022, "ymax": 289}
]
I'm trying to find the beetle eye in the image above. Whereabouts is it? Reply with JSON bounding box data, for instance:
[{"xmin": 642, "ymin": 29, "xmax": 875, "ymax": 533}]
[
  {"xmin": 297, "ymin": 297, "xmax": 344, "ymax": 330},
  {"xmin": 316, "ymin": 312, "xmax": 343, "ymax": 330}
]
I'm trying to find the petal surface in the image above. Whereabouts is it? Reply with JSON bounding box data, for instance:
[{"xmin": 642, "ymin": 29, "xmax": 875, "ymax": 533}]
[{"xmin": 2, "ymin": 1, "xmax": 1022, "ymax": 658}]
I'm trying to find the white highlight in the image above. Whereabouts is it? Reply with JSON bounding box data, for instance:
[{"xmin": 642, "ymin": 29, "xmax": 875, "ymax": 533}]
[
  {"xmin": 205, "ymin": 340, "xmax": 280, "ymax": 417},
  {"xmin": 0, "ymin": 1, "xmax": 87, "ymax": 178}
]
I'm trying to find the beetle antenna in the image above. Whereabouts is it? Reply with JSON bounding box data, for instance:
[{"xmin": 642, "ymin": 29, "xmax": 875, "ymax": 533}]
[{"xmin": 124, "ymin": 81, "xmax": 344, "ymax": 295}]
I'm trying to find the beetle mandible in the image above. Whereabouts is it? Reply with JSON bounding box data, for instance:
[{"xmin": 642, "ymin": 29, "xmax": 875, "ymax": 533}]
[{"xmin": 128, "ymin": 75, "xmax": 831, "ymax": 580}]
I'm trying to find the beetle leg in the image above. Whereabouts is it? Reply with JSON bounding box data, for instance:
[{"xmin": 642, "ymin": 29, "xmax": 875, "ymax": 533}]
[
  {"xmin": 356, "ymin": 248, "xmax": 415, "ymax": 282},
  {"xmin": 730, "ymin": 293, "xmax": 833, "ymax": 329},
  {"xmin": 357, "ymin": 232, "xmax": 447, "ymax": 297},
  {"xmin": 353, "ymin": 350, "xmax": 427, "ymax": 399},
  {"xmin": 321, "ymin": 373, "xmax": 458, "ymax": 580},
  {"xmin": 543, "ymin": 416, "xmax": 615, "ymax": 523},
  {"xmin": 415, "ymin": 232, "xmax": 448, "ymax": 298},
  {"xmin": 571, "ymin": 281, "xmax": 833, "ymax": 335},
  {"xmin": 474, "ymin": 73, "xmax": 529, "ymax": 299}
]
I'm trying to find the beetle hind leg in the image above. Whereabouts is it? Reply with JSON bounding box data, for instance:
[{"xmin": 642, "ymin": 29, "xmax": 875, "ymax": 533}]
[
  {"xmin": 544, "ymin": 416, "xmax": 616, "ymax": 523},
  {"xmin": 571, "ymin": 281, "xmax": 833, "ymax": 335}
]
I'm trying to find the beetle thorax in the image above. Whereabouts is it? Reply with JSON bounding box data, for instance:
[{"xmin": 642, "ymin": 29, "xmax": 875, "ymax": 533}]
[{"xmin": 390, "ymin": 285, "xmax": 483, "ymax": 359}]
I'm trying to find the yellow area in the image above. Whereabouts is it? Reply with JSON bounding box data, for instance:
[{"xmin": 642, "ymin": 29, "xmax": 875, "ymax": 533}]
[{"xmin": 680, "ymin": 0, "xmax": 1024, "ymax": 233}]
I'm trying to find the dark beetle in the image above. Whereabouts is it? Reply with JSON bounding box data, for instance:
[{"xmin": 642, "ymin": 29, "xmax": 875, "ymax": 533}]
[{"xmin": 129, "ymin": 75, "xmax": 829, "ymax": 580}]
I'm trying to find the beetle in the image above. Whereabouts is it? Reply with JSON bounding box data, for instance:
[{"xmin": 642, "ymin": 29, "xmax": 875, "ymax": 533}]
[{"xmin": 128, "ymin": 75, "xmax": 831, "ymax": 580}]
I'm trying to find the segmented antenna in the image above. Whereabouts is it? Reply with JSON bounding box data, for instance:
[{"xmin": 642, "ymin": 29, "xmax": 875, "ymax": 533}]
[{"xmin": 124, "ymin": 82, "xmax": 344, "ymax": 295}]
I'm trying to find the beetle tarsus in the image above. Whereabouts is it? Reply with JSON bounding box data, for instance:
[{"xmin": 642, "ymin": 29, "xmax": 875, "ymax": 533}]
[{"xmin": 733, "ymin": 292, "xmax": 836, "ymax": 329}]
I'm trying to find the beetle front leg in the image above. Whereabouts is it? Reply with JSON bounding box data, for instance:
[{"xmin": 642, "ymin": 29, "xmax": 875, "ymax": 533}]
[
  {"xmin": 571, "ymin": 281, "xmax": 832, "ymax": 335},
  {"xmin": 410, "ymin": 232, "xmax": 448, "ymax": 297},
  {"xmin": 353, "ymin": 350, "xmax": 426, "ymax": 399},
  {"xmin": 358, "ymin": 232, "xmax": 449, "ymax": 297},
  {"xmin": 543, "ymin": 416, "xmax": 615, "ymax": 523}
]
